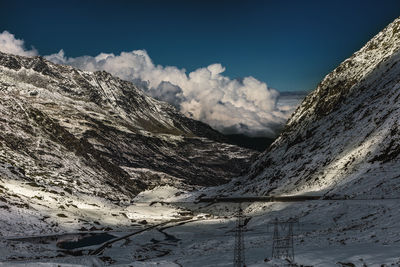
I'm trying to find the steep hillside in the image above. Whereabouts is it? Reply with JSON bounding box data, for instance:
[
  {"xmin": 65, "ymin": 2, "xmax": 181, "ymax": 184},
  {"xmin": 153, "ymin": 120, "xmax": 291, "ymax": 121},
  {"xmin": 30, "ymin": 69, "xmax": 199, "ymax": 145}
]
[
  {"xmin": 173, "ymin": 16, "xmax": 400, "ymax": 266},
  {"xmin": 0, "ymin": 51, "xmax": 258, "ymax": 235},
  {"xmin": 222, "ymin": 17, "xmax": 400, "ymax": 198}
]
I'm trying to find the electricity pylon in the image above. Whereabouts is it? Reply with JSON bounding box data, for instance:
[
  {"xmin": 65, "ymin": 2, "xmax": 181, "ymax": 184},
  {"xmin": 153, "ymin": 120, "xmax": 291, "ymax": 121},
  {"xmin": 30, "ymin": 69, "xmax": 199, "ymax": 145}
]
[
  {"xmin": 271, "ymin": 217, "xmax": 298, "ymax": 262},
  {"xmin": 233, "ymin": 204, "xmax": 246, "ymax": 267}
]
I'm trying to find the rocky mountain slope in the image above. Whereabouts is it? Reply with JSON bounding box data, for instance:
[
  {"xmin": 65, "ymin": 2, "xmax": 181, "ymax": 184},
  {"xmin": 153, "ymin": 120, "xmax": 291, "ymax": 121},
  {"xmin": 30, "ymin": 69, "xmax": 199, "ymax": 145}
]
[
  {"xmin": 0, "ymin": 51, "xmax": 258, "ymax": 236},
  {"xmin": 222, "ymin": 17, "xmax": 400, "ymax": 199},
  {"xmin": 171, "ymin": 16, "xmax": 400, "ymax": 266}
]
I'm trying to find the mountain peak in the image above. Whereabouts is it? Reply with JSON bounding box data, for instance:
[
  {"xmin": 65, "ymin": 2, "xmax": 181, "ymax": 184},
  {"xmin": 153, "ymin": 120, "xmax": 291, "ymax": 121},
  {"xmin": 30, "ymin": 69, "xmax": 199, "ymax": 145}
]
[{"xmin": 288, "ymin": 17, "xmax": 400, "ymax": 129}]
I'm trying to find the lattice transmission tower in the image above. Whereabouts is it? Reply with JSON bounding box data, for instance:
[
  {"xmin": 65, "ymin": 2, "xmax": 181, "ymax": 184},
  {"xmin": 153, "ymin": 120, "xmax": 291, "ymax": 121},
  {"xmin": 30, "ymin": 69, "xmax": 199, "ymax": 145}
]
[
  {"xmin": 233, "ymin": 204, "xmax": 246, "ymax": 267},
  {"xmin": 271, "ymin": 217, "xmax": 298, "ymax": 262}
]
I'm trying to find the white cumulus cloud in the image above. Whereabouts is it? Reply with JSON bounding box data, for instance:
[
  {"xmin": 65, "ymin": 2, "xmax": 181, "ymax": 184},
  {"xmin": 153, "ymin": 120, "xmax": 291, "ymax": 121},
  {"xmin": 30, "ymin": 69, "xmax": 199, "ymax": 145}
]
[
  {"xmin": 0, "ymin": 31, "xmax": 301, "ymax": 137},
  {"xmin": 0, "ymin": 31, "xmax": 38, "ymax": 57},
  {"xmin": 45, "ymin": 49, "xmax": 295, "ymax": 136}
]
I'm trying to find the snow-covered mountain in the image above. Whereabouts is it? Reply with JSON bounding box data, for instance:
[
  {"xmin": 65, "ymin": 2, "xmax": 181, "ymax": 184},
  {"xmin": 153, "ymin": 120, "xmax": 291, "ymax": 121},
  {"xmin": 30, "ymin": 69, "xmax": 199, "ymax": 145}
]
[
  {"xmin": 0, "ymin": 51, "xmax": 259, "ymax": 236},
  {"xmin": 0, "ymin": 51, "xmax": 256, "ymax": 194},
  {"xmin": 220, "ymin": 17, "xmax": 400, "ymax": 199}
]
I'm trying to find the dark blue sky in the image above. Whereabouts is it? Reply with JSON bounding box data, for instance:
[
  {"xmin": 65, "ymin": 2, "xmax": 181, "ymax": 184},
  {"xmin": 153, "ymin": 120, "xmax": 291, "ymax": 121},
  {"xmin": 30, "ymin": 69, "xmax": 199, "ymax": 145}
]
[{"xmin": 1, "ymin": 0, "xmax": 399, "ymax": 92}]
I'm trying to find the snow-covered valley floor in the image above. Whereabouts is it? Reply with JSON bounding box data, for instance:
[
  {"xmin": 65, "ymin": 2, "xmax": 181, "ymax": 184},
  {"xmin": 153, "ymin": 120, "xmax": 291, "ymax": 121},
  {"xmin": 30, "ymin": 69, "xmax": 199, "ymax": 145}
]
[{"xmin": 1, "ymin": 185, "xmax": 400, "ymax": 266}]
